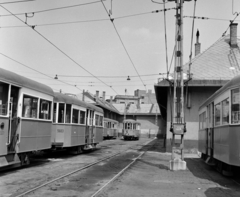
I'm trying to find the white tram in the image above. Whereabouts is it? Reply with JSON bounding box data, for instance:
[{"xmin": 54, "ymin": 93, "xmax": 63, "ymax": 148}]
[
  {"xmin": 199, "ymin": 74, "xmax": 240, "ymax": 174},
  {"xmin": 52, "ymin": 93, "xmax": 104, "ymax": 153},
  {"xmin": 103, "ymin": 118, "xmax": 118, "ymax": 139},
  {"xmin": 0, "ymin": 67, "xmax": 54, "ymax": 167},
  {"xmin": 122, "ymin": 119, "xmax": 141, "ymax": 140}
]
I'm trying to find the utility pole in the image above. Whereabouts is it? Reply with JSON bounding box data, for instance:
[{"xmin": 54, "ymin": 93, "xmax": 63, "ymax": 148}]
[{"xmin": 168, "ymin": 0, "xmax": 192, "ymax": 171}]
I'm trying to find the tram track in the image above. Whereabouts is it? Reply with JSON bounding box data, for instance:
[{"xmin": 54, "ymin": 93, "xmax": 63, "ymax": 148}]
[{"xmin": 12, "ymin": 139, "xmax": 155, "ymax": 197}]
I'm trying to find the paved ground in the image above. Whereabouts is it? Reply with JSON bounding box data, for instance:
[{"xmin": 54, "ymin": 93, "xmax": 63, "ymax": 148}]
[{"xmin": 97, "ymin": 139, "xmax": 240, "ymax": 197}]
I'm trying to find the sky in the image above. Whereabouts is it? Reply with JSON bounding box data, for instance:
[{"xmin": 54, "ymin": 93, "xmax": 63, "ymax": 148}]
[{"xmin": 0, "ymin": 0, "xmax": 239, "ymax": 99}]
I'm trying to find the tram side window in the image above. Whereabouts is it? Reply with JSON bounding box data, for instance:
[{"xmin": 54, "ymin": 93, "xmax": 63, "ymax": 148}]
[
  {"xmin": 95, "ymin": 114, "xmax": 99, "ymax": 126},
  {"xmin": 0, "ymin": 82, "xmax": 9, "ymax": 116},
  {"xmin": 39, "ymin": 99, "xmax": 51, "ymax": 120},
  {"xmin": 80, "ymin": 110, "xmax": 85, "ymax": 124},
  {"xmin": 65, "ymin": 104, "xmax": 71, "ymax": 123},
  {"xmin": 231, "ymin": 88, "xmax": 240, "ymax": 124},
  {"xmin": 58, "ymin": 103, "xmax": 65, "ymax": 123},
  {"xmin": 53, "ymin": 103, "xmax": 57, "ymax": 123},
  {"xmin": 99, "ymin": 116, "xmax": 103, "ymax": 126},
  {"xmin": 22, "ymin": 95, "xmax": 38, "ymax": 118},
  {"xmin": 222, "ymin": 98, "xmax": 229, "ymax": 125},
  {"xmin": 215, "ymin": 103, "xmax": 221, "ymax": 126},
  {"xmin": 199, "ymin": 112, "xmax": 206, "ymax": 129},
  {"xmin": 72, "ymin": 109, "xmax": 79, "ymax": 124}
]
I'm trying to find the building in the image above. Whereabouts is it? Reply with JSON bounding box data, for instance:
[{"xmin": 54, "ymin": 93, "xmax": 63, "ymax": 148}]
[
  {"xmin": 154, "ymin": 23, "xmax": 240, "ymax": 152},
  {"xmin": 134, "ymin": 89, "xmax": 157, "ymax": 104}
]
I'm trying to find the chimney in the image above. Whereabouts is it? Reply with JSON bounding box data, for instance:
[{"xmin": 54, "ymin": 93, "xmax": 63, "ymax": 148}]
[
  {"xmin": 195, "ymin": 29, "xmax": 201, "ymax": 56},
  {"xmin": 96, "ymin": 90, "xmax": 99, "ymax": 97},
  {"xmin": 110, "ymin": 96, "xmax": 113, "ymax": 104},
  {"xmin": 102, "ymin": 91, "xmax": 106, "ymax": 100},
  {"xmin": 82, "ymin": 89, "xmax": 85, "ymax": 101},
  {"xmin": 137, "ymin": 97, "xmax": 141, "ymax": 109},
  {"xmin": 230, "ymin": 23, "xmax": 238, "ymax": 48}
]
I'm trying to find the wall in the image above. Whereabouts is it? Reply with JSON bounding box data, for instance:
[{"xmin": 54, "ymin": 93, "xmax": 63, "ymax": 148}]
[{"xmin": 165, "ymin": 86, "xmax": 220, "ymax": 153}]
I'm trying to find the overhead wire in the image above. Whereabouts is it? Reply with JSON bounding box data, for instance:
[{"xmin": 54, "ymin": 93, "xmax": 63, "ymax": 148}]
[
  {"xmin": 163, "ymin": 1, "xmax": 169, "ymax": 78},
  {"xmin": 100, "ymin": 0, "xmax": 146, "ymax": 90},
  {"xmin": 0, "ymin": 52, "xmax": 83, "ymax": 91},
  {"xmin": 0, "ymin": 8, "xmax": 176, "ymax": 29},
  {"xmin": 0, "ymin": 5, "xmax": 119, "ymax": 95},
  {"xmin": 0, "ymin": 0, "xmax": 104, "ymax": 17},
  {"xmin": 0, "ymin": 0, "xmax": 34, "ymax": 4}
]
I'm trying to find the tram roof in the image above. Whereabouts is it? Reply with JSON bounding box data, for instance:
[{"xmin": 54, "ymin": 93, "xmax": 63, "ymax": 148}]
[
  {"xmin": 86, "ymin": 103, "xmax": 104, "ymax": 113},
  {"xmin": 199, "ymin": 74, "xmax": 240, "ymax": 109},
  {"xmin": 103, "ymin": 117, "xmax": 118, "ymax": 123},
  {"xmin": 54, "ymin": 92, "xmax": 87, "ymax": 107},
  {"xmin": 0, "ymin": 67, "xmax": 54, "ymax": 96}
]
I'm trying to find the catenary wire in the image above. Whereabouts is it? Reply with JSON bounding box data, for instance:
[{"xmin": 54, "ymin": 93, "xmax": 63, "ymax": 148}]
[
  {"xmin": 0, "ymin": 5, "xmax": 119, "ymax": 95},
  {"xmin": 0, "ymin": 8, "xmax": 176, "ymax": 28},
  {"xmin": 163, "ymin": 1, "xmax": 169, "ymax": 78},
  {"xmin": 101, "ymin": 0, "xmax": 146, "ymax": 90},
  {"xmin": 0, "ymin": 52, "xmax": 83, "ymax": 91},
  {"xmin": 0, "ymin": 0, "xmax": 104, "ymax": 17},
  {"xmin": 0, "ymin": 0, "xmax": 34, "ymax": 4}
]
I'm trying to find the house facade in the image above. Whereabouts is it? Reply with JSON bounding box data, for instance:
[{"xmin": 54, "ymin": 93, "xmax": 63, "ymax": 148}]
[{"xmin": 154, "ymin": 23, "xmax": 240, "ymax": 152}]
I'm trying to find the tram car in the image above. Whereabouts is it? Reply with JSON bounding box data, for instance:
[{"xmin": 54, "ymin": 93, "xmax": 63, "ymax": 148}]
[
  {"xmin": 198, "ymin": 74, "xmax": 240, "ymax": 174},
  {"xmin": 0, "ymin": 67, "xmax": 54, "ymax": 167},
  {"xmin": 103, "ymin": 118, "xmax": 118, "ymax": 139},
  {"xmin": 122, "ymin": 119, "xmax": 140, "ymax": 140},
  {"xmin": 51, "ymin": 93, "xmax": 104, "ymax": 153}
]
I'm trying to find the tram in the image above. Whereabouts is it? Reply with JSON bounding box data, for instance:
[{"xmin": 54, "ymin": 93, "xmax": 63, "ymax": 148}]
[
  {"xmin": 51, "ymin": 93, "xmax": 104, "ymax": 153},
  {"xmin": 103, "ymin": 118, "xmax": 118, "ymax": 139},
  {"xmin": 122, "ymin": 119, "xmax": 140, "ymax": 140},
  {"xmin": 198, "ymin": 74, "xmax": 240, "ymax": 174},
  {"xmin": 0, "ymin": 67, "xmax": 54, "ymax": 167}
]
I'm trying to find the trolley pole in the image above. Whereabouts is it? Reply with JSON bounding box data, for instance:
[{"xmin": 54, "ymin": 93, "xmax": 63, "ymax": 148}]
[{"xmin": 168, "ymin": 0, "xmax": 192, "ymax": 171}]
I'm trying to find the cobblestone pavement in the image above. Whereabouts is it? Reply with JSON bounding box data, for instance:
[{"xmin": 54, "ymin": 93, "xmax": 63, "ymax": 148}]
[{"xmin": 97, "ymin": 139, "xmax": 240, "ymax": 197}]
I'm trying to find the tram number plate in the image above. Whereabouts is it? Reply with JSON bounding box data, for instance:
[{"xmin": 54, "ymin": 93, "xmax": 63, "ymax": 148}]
[{"xmin": 173, "ymin": 124, "xmax": 184, "ymax": 135}]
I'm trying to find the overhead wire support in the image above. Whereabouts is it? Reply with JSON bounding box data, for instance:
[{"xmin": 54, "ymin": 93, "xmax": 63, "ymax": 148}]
[
  {"xmin": 0, "ymin": 5, "xmax": 119, "ymax": 95},
  {"xmin": 100, "ymin": 0, "xmax": 146, "ymax": 89}
]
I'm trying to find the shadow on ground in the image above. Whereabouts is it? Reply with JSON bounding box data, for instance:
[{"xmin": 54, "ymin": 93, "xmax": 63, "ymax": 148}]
[
  {"xmin": 138, "ymin": 138, "xmax": 166, "ymax": 153},
  {"xmin": 186, "ymin": 158, "xmax": 240, "ymax": 197}
]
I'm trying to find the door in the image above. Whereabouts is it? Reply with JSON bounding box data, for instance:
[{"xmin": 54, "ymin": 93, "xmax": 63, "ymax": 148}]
[{"xmin": 8, "ymin": 86, "xmax": 20, "ymax": 153}]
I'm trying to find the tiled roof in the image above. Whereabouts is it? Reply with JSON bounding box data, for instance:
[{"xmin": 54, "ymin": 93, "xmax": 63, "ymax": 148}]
[
  {"xmin": 183, "ymin": 35, "xmax": 240, "ymax": 80},
  {"xmin": 113, "ymin": 103, "xmax": 160, "ymax": 115}
]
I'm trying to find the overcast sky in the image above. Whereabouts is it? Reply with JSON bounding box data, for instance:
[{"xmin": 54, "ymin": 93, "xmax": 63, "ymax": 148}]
[{"xmin": 0, "ymin": 0, "xmax": 239, "ymax": 98}]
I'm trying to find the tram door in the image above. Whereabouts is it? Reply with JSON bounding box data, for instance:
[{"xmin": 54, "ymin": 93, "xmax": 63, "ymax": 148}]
[
  {"xmin": 8, "ymin": 86, "xmax": 20, "ymax": 153},
  {"xmin": 207, "ymin": 103, "xmax": 214, "ymax": 157},
  {"xmin": 85, "ymin": 109, "xmax": 94, "ymax": 144}
]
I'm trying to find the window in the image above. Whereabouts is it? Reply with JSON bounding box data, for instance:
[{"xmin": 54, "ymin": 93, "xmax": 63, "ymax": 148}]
[
  {"xmin": 99, "ymin": 116, "xmax": 103, "ymax": 126},
  {"xmin": 133, "ymin": 124, "xmax": 136, "ymax": 129},
  {"xmin": 215, "ymin": 103, "xmax": 221, "ymax": 126},
  {"xmin": 95, "ymin": 114, "xmax": 99, "ymax": 126},
  {"xmin": 231, "ymin": 88, "xmax": 240, "ymax": 124},
  {"xmin": 22, "ymin": 95, "xmax": 38, "ymax": 118},
  {"xmin": 72, "ymin": 109, "xmax": 79, "ymax": 124},
  {"xmin": 0, "ymin": 82, "xmax": 9, "ymax": 116},
  {"xmin": 39, "ymin": 99, "xmax": 51, "ymax": 120},
  {"xmin": 80, "ymin": 110, "xmax": 85, "ymax": 124},
  {"xmin": 65, "ymin": 104, "xmax": 71, "ymax": 123},
  {"xmin": 222, "ymin": 98, "xmax": 229, "ymax": 125},
  {"xmin": 207, "ymin": 104, "xmax": 213, "ymax": 128},
  {"xmin": 58, "ymin": 103, "xmax": 65, "ymax": 123},
  {"xmin": 53, "ymin": 103, "xmax": 57, "ymax": 123}
]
